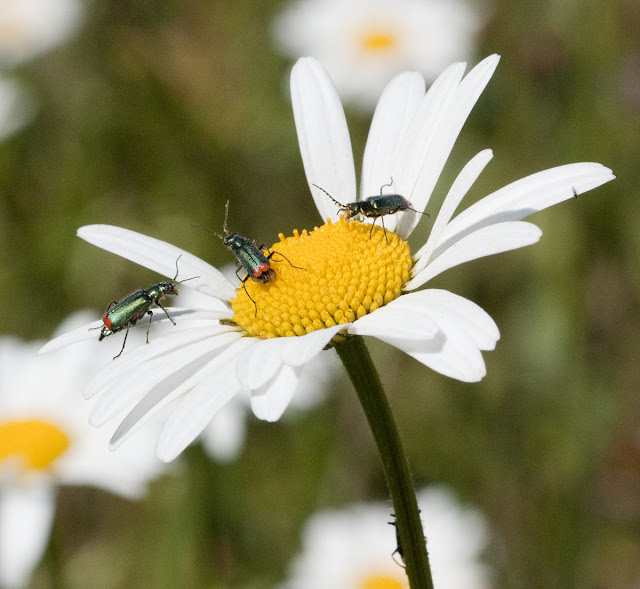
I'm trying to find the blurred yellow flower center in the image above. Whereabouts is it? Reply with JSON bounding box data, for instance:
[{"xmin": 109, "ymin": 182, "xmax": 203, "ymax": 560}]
[
  {"xmin": 361, "ymin": 31, "xmax": 396, "ymax": 52},
  {"xmin": 0, "ymin": 419, "xmax": 70, "ymax": 472},
  {"xmin": 359, "ymin": 574, "xmax": 406, "ymax": 589},
  {"xmin": 0, "ymin": 21, "xmax": 32, "ymax": 47},
  {"xmin": 231, "ymin": 219, "xmax": 411, "ymax": 339}
]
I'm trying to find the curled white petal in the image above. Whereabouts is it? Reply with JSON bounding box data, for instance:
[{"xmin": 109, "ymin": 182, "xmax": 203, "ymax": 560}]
[
  {"xmin": 236, "ymin": 338, "xmax": 287, "ymax": 390},
  {"xmin": 280, "ymin": 324, "xmax": 346, "ymax": 366},
  {"xmin": 236, "ymin": 324, "xmax": 345, "ymax": 389},
  {"xmin": 391, "ymin": 290, "xmax": 499, "ymax": 351},
  {"xmin": 361, "ymin": 290, "xmax": 498, "ymax": 382},
  {"xmin": 349, "ymin": 306, "xmax": 439, "ymax": 343},
  {"xmin": 291, "ymin": 57, "xmax": 356, "ymax": 222},
  {"xmin": 406, "ymin": 221, "xmax": 542, "ymax": 290},
  {"xmin": 77, "ymin": 224, "xmax": 236, "ymax": 302},
  {"xmin": 251, "ymin": 364, "xmax": 302, "ymax": 422}
]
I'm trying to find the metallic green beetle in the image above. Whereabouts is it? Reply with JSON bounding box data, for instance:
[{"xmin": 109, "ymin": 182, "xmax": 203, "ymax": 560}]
[
  {"xmin": 192, "ymin": 201, "xmax": 304, "ymax": 315},
  {"xmin": 99, "ymin": 256, "xmax": 195, "ymax": 359},
  {"xmin": 313, "ymin": 180, "xmax": 429, "ymax": 243}
]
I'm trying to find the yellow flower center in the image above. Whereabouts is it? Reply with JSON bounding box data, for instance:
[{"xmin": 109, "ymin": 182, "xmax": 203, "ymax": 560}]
[
  {"xmin": 0, "ymin": 419, "xmax": 71, "ymax": 472},
  {"xmin": 359, "ymin": 573, "xmax": 407, "ymax": 589},
  {"xmin": 231, "ymin": 219, "xmax": 412, "ymax": 339},
  {"xmin": 361, "ymin": 30, "xmax": 396, "ymax": 52}
]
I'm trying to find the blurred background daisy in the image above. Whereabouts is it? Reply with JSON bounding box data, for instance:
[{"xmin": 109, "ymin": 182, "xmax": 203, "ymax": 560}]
[
  {"xmin": 272, "ymin": 0, "xmax": 484, "ymax": 109},
  {"xmin": 282, "ymin": 486, "xmax": 491, "ymax": 589},
  {"xmin": 0, "ymin": 0, "xmax": 637, "ymax": 587},
  {"xmin": 0, "ymin": 313, "xmax": 165, "ymax": 589}
]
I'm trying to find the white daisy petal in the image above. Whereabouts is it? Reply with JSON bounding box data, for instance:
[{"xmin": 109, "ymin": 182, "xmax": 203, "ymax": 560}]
[
  {"xmin": 360, "ymin": 71, "xmax": 426, "ymax": 199},
  {"xmin": 280, "ymin": 324, "xmax": 346, "ymax": 366},
  {"xmin": 83, "ymin": 324, "xmax": 235, "ymax": 400},
  {"xmin": 376, "ymin": 290, "xmax": 498, "ymax": 382},
  {"xmin": 90, "ymin": 331, "xmax": 241, "ymax": 427},
  {"xmin": 438, "ymin": 162, "xmax": 615, "ymax": 248},
  {"xmin": 155, "ymin": 342, "xmax": 253, "ymax": 462},
  {"xmin": 0, "ymin": 483, "xmax": 55, "ymax": 589},
  {"xmin": 109, "ymin": 336, "xmax": 251, "ymax": 450},
  {"xmin": 236, "ymin": 338, "xmax": 286, "ymax": 390},
  {"xmin": 199, "ymin": 401, "xmax": 248, "ymax": 462},
  {"xmin": 413, "ymin": 148, "xmax": 494, "ymax": 271},
  {"xmin": 291, "ymin": 57, "xmax": 357, "ymax": 222},
  {"xmin": 391, "ymin": 290, "xmax": 499, "ymax": 350},
  {"xmin": 251, "ymin": 364, "xmax": 302, "ymax": 422},
  {"xmin": 348, "ymin": 306, "xmax": 439, "ymax": 341},
  {"xmin": 395, "ymin": 54, "xmax": 501, "ymax": 238},
  {"xmin": 38, "ymin": 318, "xmax": 103, "ymax": 354},
  {"xmin": 405, "ymin": 221, "xmax": 542, "ymax": 290},
  {"xmin": 388, "ymin": 61, "xmax": 467, "ymax": 234},
  {"xmin": 401, "ymin": 325, "xmax": 486, "ymax": 383},
  {"xmin": 77, "ymin": 224, "xmax": 237, "ymax": 301}
]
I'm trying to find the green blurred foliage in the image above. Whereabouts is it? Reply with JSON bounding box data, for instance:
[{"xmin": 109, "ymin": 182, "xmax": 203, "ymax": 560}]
[{"xmin": 1, "ymin": 0, "xmax": 640, "ymax": 587}]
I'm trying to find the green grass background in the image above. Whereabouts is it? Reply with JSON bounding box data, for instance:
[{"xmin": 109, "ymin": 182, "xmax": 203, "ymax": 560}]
[{"xmin": 1, "ymin": 0, "xmax": 639, "ymax": 587}]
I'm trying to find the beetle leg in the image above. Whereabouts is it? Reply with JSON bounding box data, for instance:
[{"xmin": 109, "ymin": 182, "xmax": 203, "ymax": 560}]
[
  {"xmin": 114, "ymin": 326, "xmax": 129, "ymax": 360},
  {"xmin": 380, "ymin": 216, "xmax": 389, "ymax": 244},
  {"xmin": 240, "ymin": 274, "xmax": 258, "ymax": 317},
  {"xmin": 106, "ymin": 300, "xmax": 119, "ymax": 313},
  {"xmin": 145, "ymin": 310, "xmax": 154, "ymax": 344},
  {"xmin": 156, "ymin": 301, "xmax": 176, "ymax": 326},
  {"xmin": 268, "ymin": 250, "xmax": 306, "ymax": 271}
]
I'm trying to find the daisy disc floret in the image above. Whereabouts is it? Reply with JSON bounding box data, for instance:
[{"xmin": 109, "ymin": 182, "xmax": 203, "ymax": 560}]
[
  {"xmin": 42, "ymin": 55, "xmax": 614, "ymax": 463},
  {"xmin": 233, "ymin": 219, "xmax": 411, "ymax": 338}
]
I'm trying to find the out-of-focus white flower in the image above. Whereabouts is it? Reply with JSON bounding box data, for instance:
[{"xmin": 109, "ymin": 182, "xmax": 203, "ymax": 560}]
[
  {"xmin": 282, "ymin": 486, "xmax": 491, "ymax": 588},
  {"xmin": 272, "ymin": 0, "xmax": 483, "ymax": 109},
  {"xmin": 0, "ymin": 0, "xmax": 83, "ymax": 67},
  {"xmin": 0, "ymin": 313, "xmax": 166, "ymax": 589},
  {"xmin": 0, "ymin": 76, "xmax": 34, "ymax": 140}
]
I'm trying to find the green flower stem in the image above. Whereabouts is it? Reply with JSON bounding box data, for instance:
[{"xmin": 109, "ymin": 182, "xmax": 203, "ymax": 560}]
[{"xmin": 336, "ymin": 335, "xmax": 433, "ymax": 589}]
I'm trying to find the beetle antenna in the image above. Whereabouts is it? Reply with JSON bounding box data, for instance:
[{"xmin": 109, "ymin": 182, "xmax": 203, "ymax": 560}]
[
  {"xmin": 223, "ymin": 200, "xmax": 230, "ymax": 235},
  {"xmin": 379, "ymin": 177, "xmax": 394, "ymax": 195},
  {"xmin": 189, "ymin": 224, "xmax": 225, "ymax": 240},
  {"xmin": 171, "ymin": 254, "xmax": 200, "ymax": 284},
  {"xmin": 173, "ymin": 255, "xmax": 182, "ymax": 281},
  {"xmin": 312, "ymin": 183, "xmax": 345, "ymax": 208}
]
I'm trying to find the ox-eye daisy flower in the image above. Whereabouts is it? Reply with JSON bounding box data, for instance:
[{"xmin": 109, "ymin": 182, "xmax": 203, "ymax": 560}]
[
  {"xmin": 41, "ymin": 55, "xmax": 613, "ymax": 584},
  {"xmin": 281, "ymin": 486, "xmax": 491, "ymax": 589},
  {"xmin": 0, "ymin": 0, "xmax": 83, "ymax": 67},
  {"xmin": 0, "ymin": 314, "xmax": 165, "ymax": 589},
  {"xmin": 42, "ymin": 55, "xmax": 614, "ymax": 464},
  {"xmin": 272, "ymin": 0, "xmax": 483, "ymax": 109}
]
